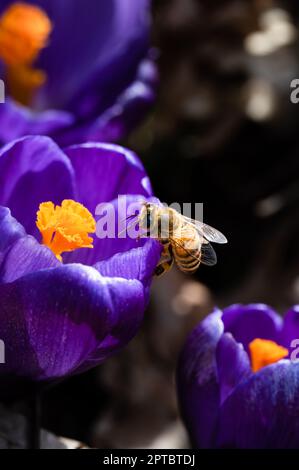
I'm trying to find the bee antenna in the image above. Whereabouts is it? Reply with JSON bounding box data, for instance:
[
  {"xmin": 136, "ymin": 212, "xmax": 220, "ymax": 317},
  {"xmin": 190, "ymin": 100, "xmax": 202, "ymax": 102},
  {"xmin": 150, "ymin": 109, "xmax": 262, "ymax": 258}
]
[
  {"xmin": 118, "ymin": 213, "xmax": 138, "ymax": 237},
  {"xmin": 118, "ymin": 213, "xmax": 136, "ymax": 224}
]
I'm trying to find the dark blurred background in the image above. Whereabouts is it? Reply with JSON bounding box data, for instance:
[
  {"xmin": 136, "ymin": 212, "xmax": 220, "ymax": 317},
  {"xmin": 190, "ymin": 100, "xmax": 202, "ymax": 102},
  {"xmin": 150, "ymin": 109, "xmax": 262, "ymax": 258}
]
[{"xmin": 42, "ymin": 0, "xmax": 299, "ymax": 448}]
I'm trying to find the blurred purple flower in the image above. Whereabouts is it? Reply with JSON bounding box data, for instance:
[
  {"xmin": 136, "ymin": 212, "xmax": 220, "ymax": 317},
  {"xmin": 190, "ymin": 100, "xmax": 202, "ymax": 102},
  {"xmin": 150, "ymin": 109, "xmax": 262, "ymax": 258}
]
[
  {"xmin": 0, "ymin": 135, "xmax": 161, "ymax": 398},
  {"xmin": 177, "ymin": 304, "xmax": 299, "ymax": 449},
  {"xmin": 0, "ymin": 0, "xmax": 157, "ymax": 146}
]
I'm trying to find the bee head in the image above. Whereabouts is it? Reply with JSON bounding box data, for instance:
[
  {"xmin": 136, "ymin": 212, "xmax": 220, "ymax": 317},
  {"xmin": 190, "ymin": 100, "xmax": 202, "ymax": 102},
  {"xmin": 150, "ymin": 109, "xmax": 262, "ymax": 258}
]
[{"xmin": 139, "ymin": 202, "xmax": 156, "ymax": 232}]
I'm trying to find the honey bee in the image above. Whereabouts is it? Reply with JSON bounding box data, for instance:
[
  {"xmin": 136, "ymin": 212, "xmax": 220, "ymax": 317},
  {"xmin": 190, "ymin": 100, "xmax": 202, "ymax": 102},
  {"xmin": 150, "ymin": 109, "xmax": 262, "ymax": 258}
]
[{"xmin": 137, "ymin": 202, "xmax": 227, "ymax": 276}]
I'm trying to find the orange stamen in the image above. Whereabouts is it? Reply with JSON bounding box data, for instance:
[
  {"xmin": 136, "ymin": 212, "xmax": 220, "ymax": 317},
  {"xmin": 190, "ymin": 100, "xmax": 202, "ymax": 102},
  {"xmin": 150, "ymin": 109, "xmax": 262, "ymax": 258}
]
[
  {"xmin": 249, "ymin": 338, "xmax": 288, "ymax": 373},
  {"xmin": 36, "ymin": 200, "xmax": 96, "ymax": 262},
  {"xmin": 0, "ymin": 2, "xmax": 52, "ymax": 105},
  {"xmin": 6, "ymin": 65, "xmax": 46, "ymax": 105}
]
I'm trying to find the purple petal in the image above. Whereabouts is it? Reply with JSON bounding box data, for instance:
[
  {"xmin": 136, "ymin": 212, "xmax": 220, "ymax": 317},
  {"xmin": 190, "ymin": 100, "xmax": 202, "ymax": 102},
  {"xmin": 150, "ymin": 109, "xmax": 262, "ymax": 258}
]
[
  {"xmin": 95, "ymin": 239, "xmax": 162, "ymax": 297},
  {"xmin": 56, "ymin": 58, "xmax": 158, "ymax": 146},
  {"xmin": 0, "ymin": 206, "xmax": 25, "ymax": 254},
  {"xmin": 177, "ymin": 309, "xmax": 223, "ymax": 448},
  {"xmin": 0, "ymin": 263, "xmax": 145, "ymax": 395},
  {"xmin": 222, "ymin": 304, "xmax": 283, "ymax": 352},
  {"xmin": 64, "ymin": 143, "xmax": 152, "ymax": 212},
  {"xmin": 217, "ymin": 361, "xmax": 299, "ymax": 448},
  {"xmin": 281, "ymin": 306, "xmax": 299, "ymax": 352},
  {"xmin": 86, "ymin": 79, "xmax": 156, "ymax": 143},
  {"xmin": 34, "ymin": 0, "xmax": 151, "ymax": 114},
  {"xmin": 0, "ymin": 1, "xmax": 152, "ymax": 145},
  {"xmin": 0, "ymin": 98, "xmax": 74, "ymax": 144},
  {"xmin": 137, "ymin": 55, "xmax": 160, "ymax": 88},
  {"xmin": 0, "ymin": 235, "xmax": 59, "ymax": 283},
  {"xmin": 216, "ymin": 333, "xmax": 252, "ymax": 405},
  {"xmin": 0, "ymin": 136, "xmax": 76, "ymax": 236}
]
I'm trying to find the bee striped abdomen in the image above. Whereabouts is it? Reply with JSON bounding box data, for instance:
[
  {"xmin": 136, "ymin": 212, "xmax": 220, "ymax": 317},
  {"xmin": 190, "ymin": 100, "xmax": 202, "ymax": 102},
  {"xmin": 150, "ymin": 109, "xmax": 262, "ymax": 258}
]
[{"xmin": 172, "ymin": 224, "xmax": 201, "ymax": 274}]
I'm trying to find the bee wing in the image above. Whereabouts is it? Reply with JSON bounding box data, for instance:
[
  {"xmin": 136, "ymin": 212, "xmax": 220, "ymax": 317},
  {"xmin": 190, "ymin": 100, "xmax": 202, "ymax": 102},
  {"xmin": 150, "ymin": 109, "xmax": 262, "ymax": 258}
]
[
  {"xmin": 169, "ymin": 237, "xmax": 217, "ymax": 266},
  {"xmin": 182, "ymin": 216, "xmax": 227, "ymax": 244},
  {"xmin": 200, "ymin": 242, "xmax": 217, "ymax": 266}
]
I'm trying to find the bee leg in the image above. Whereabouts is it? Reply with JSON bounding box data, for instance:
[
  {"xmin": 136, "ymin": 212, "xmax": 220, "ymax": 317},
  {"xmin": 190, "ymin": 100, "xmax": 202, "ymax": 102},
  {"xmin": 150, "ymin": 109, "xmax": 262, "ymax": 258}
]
[
  {"xmin": 155, "ymin": 257, "xmax": 174, "ymax": 277},
  {"xmin": 154, "ymin": 243, "xmax": 174, "ymax": 277}
]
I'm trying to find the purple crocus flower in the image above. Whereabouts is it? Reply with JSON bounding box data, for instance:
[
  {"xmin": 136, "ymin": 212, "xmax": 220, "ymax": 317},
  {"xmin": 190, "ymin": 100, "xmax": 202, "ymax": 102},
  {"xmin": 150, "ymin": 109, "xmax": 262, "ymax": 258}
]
[
  {"xmin": 177, "ymin": 304, "xmax": 299, "ymax": 449},
  {"xmin": 0, "ymin": 135, "xmax": 161, "ymax": 399},
  {"xmin": 0, "ymin": 1, "xmax": 157, "ymax": 146}
]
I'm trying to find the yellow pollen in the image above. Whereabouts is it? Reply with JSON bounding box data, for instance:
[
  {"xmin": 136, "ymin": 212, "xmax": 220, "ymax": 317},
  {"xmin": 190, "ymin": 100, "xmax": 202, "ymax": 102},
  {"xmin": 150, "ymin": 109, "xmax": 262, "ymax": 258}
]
[
  {"xmin": 249, "ymin": 338, "xmax": 288, "ymax": 373},
  {"xmin": 36, "ymin": 200, "xmax": 96, "ymax": 262},
  {"xmin": 0, "ymin": 2, "xmax": 52, "ymax": 105}
]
